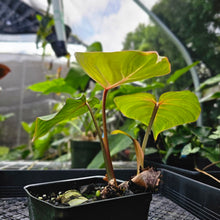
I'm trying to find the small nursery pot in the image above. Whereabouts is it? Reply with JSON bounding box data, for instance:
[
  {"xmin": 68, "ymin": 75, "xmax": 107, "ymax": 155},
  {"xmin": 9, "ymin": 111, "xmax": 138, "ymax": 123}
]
[
  {"xmin": 71, "ymin": 140, "xmax": 100, "ymax": 168},
  {"xmin": 46, "ymin": 25, "xmax": 71, "ymax": 57},
  {"xmin": 24, "ymin": 176, "xmax": 152, "ymax": 220}
]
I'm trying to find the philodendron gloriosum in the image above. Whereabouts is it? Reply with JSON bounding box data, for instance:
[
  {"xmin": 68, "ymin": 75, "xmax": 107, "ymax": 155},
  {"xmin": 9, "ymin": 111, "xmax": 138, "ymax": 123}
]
[{"xmin": 32, "ymin": 51, "xmax": 201, "ymax": 188}]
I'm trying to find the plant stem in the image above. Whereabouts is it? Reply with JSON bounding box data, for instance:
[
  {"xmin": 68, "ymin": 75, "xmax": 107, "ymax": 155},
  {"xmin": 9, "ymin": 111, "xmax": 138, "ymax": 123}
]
[
  {"xmin": 202, "ymin": 160, "xmax": 220, "ymax": 171},
  {"xmin": 195, "ymin": 167, "xmax": 220, "ymax": 184},
  {"xmin": 142, "ymin": 103, "xmax": 159, "ymax": 156},
  {"xmin": 86, "ymin": 92, "xmax": 115, "ymax": 183},
  {"xmin": 102, "ymin": 89, "xmax": 116, "ymax": 183},
  {"xmin": 86, "ymin": 102, "xmax": 109, "ymax": 169},
  {"xmin": 86, "ymin": 102, "xmax": 103, "ymax": 143}
]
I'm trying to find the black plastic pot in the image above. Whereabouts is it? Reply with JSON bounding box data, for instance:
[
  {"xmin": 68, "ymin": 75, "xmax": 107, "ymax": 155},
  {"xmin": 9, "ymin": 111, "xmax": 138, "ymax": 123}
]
[
  {"xmin": 46, "ymin": 25, "xmax": 71, "ymax": 57},
  {"xmin": 160, "ymin": 169, "xmax": 220, "ymax": 220},
  {"xmin": 24, "ymin": 176, "xmax": 152, "ymax": 220},
  {"xmin": 71, "ymin": 140, "xmax": 101, "ymax": 168}
]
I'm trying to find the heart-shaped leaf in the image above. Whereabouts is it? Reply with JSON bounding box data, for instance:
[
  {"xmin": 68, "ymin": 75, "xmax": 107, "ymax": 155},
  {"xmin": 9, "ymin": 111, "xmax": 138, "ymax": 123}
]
[
  {"xmin": 75, "ymin": 51, "xmax": 170, "ymax": 90},
  {"xmin": 33, "ymin": 95, "xmax": 99, "ymax": 140},
  {"xmin": 181, "ymin": 143, "xmax": 200, "ymax": 157},
  {"xmin": 114, "ymin": 91, "xmax": 201, "ymax": 140}
]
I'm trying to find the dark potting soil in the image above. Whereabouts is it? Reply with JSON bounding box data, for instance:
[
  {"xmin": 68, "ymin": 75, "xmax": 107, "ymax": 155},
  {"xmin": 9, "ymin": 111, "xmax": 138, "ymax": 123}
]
[{"xmin": 31, "ymin": 181, "xmax": 141, "ymax": 208}]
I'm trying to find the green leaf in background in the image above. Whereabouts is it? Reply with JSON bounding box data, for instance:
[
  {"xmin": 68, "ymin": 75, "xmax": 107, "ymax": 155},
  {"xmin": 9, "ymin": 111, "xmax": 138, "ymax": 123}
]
[
  {"xmin": 21, "ymin": 121, "xmax": 30, "ymax": 134},
  {"xmin": 28, "ymin": 78, "xmax": 76, "ymax": 95},
  {"xmin": 0, "ymin": 113, "xmax": 14, "ymax": 122},
  {"xmin": 167, "ymin": 61, "xmax": 200, "ymax": 84},
  {"xmin": 0, "ymin": 146, "xmax": 9, "ymax": 156},
  {"xmin": 21, "ymin": 121, "xmax": 35, "ymax": 134},
  {"xmin": 75, "ymin": 51, "xmax": 170, "ymax": 90},
  {"xmin": 114, "ymin": 91, "xmax": 201, "ymax": 140},
  {"xmin": 202, "ymin": 146, "xmax": 220, "ymax": 167},
  {"xmin": 209, "ymin": 126, "xmax": 220, "ymax": 139},
  {"xmin": 145, "ymin": 147, "xmax": 158, "ymax": 155},
  {"xmin": 190, "ymin": 126, "xmax": 212, "ymax": 138},
  {"xmin": 199, "ymin": 74, "xmax": 220, "ymax": 90},
  {"xmin": 65, "ymin": 63, "xmax": 90, "ymax": 91},
  {"xmin": 33, "ymin": 95, "xmax": 99, "ymax": 140},
  {"xmin": 181, "ymin": 143, "xmax": 200, "ymax": 157},
  {"xmin": 28, "ymin": 62, "xmax": 90, "ymax": 95},
  {"xmin": 162, "ymin": 148, "xmax": 175, "ymax": 164},
  {"xmin": 200, "ymin": 91, "xmax": 220, "ymax": 103},
  {"xmin": 86, "ymin": 41, "xmax": 103, "ymax": 52}
]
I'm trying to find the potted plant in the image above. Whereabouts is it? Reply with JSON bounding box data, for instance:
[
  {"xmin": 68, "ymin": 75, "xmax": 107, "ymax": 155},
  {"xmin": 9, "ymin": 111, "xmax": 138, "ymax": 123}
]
[{"xmin": 24, "ymin": 50, "xmax": 201, "ymax": 219}]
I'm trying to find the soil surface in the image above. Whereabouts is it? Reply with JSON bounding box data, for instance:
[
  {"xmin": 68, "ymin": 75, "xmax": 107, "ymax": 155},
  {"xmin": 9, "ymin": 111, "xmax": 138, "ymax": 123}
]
[{"xmin": 32, "ymin": 181, "xmax": 137, "ymax": 207}]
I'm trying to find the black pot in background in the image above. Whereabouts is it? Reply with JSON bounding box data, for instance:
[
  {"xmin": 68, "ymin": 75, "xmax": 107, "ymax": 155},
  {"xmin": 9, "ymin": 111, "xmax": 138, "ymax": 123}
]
[
  {"xmin": 46, "ymin": 25, "xmax": 71, "ymax": 57},
  {"xmin": 24, "ymin": 176, "xmax": 152, "ymax": 220},
  {"xmin": 50, "ymin": 41, "xmax": 68, "ymax": 57},
  {"xmin": 71, "ymin": 140, "xmax": 101, "ymax": 168}
]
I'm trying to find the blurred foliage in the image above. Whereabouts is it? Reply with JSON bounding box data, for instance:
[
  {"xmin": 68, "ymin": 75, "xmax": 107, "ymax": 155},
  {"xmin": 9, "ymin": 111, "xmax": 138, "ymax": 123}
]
[
  {"xmin": 35, "ymin": 0, "xmax": 54, "ymax": 56},
  {"xmin": 0, "ymin": 113, "xmax": 14, "ymax": 122},
  {"xmin": 155, "ymin": 122, "xmax": 220, "ymax": 167},
  {"xmin": 0, "ymin": 120, "xmax": 74, "ymax": 161},
  {"xmin": 152, "ymin": 0, "xmax": 220, "ymax": 78},
  {"xmin": 123, "ymin": 0, "xmax": 220, "ymax": 128}
]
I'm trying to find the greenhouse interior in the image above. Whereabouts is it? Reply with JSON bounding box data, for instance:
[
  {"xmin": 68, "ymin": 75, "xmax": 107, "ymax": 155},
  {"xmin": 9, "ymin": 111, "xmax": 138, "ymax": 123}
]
[{"xmin": 0, "ymin": 0, "xmax": 219, "ymax": 220}]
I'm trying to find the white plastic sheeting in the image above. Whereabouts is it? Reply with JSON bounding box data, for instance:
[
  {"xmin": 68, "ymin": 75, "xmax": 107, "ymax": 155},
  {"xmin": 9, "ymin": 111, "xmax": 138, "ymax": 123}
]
[{"xmin": 0, "ymin": 53, "xmax": 69, "ymax": 146}]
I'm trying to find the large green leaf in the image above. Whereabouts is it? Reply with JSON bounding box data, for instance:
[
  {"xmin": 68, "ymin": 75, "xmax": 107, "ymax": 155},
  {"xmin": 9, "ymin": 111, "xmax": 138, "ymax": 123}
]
[
  {"xmin": 114, "ymin": 91, "xmax": 201, "ymax": 140},
  {"xmin": 75, "ymin": 51, "xmax": 170, "ymax": 90},
  {"xmin": 33, "ymin": 96, "xmax": 99, "ymax": 140}
]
